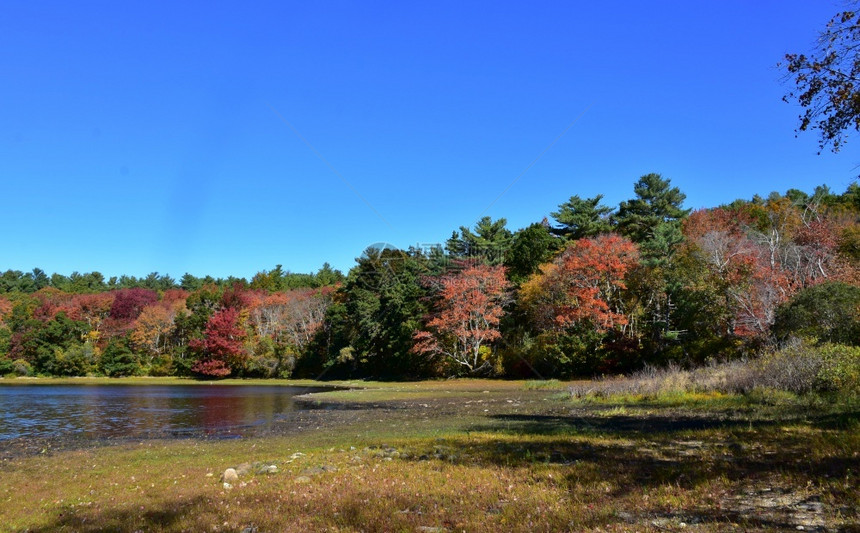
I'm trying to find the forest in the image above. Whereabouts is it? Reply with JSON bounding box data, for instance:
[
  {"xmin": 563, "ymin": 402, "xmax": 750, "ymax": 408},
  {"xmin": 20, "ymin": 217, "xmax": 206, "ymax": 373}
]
[{"xmin": 1, "ymin": 174, "xmax": 858, "ymax": 381}]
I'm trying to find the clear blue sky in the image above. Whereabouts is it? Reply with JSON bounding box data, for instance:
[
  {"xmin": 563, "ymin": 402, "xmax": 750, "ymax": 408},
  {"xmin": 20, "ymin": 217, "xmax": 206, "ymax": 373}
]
[{"xmin": 1, "ymin": 0, "xmax": 857, "ymax": 279}]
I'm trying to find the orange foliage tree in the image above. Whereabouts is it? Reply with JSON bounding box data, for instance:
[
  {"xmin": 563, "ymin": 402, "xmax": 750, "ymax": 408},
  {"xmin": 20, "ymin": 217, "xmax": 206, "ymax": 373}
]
[
  {"xmin": 130, "ymin": 304, "xmax": 179, "ymax": 362},
  {"xmin": 412, "ymin": 263, "xmax": 510, "ymax": 373},
  {"xmin": 521, "ymin": 234, "xmax": 640, "ymax": 335}
]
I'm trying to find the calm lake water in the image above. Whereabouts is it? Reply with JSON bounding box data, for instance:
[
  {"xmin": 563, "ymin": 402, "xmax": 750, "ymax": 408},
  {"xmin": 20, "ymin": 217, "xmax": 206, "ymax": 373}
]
[{"xmin": 0, "ymin": 384, "xmax": 331, "ymax": 442}]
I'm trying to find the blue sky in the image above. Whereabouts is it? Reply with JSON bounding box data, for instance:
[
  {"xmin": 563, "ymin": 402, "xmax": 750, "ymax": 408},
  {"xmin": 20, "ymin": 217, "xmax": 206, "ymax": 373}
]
[{"xmin": 1, "ymin": 0, "xmax": 857, "ymax": 279}]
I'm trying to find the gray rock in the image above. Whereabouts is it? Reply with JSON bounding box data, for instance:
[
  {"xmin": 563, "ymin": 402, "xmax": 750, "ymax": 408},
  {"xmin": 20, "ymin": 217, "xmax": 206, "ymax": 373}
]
[
  {"xmin": 235, "ymin": 463, "xmax": 253, "ymax": 476},
  {"xmin": 300, "ymin": 465, "xmax": 338, "ymax": 476},
  {"xmin": 257, "ymin": 464, "xmax": 278, "ymax": 475}
]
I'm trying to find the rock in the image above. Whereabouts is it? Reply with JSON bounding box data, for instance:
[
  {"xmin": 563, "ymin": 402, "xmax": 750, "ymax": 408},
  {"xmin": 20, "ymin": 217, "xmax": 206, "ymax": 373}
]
[
  {"xmin": 223, "ymin": 482, "xmax": 233, "ymax": 490},
  {"xmin": 221, "ymin": 468, "xmax": 239, "ymax": 483},
  {"xmin": 300, "ymin": 465, "xmax": 337, "ymax": 476},
  {"xmin": 235, "ymin": 463, "xmax": 253, "ymax": 476},
  {"xmin": 294, "ymin": 476, "xmax": 311, "ymax": 484},
  {"xmin": 257, "ymin": 464, "xmax": 278, "ymax": 475}
]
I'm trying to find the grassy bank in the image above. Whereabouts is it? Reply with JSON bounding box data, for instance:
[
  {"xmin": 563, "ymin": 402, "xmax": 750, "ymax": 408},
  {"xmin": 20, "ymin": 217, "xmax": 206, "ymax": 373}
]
[{"xmin": 1, "ymin": 379, "xmax": 857, "ymax": 532}]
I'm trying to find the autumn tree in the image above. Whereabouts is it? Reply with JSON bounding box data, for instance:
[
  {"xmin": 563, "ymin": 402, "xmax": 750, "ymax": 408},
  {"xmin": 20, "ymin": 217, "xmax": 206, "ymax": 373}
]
[
  {"xmin": 680, "ymin": 205, "xmax": 803, "ymax": 340},
  {"xmin": 245, "ymin": 288, "xmax": 333, "ymax": 377},
  {"xmin": 782, "ymin": 4, "xmax": 860, "ymax": 153},
  {"xmin": 522, "ymin": 234, "xmax": 640, "ymax": 334},
  {"xmin": 131, "ymin": 305, "xmax": 177, "ymax": 361},
  {"xmin": 516, "ymin": 234, "xmax": 641, "ymax": 375},
  {"xmin": 189, "ymin": 307, "xmax": 247, "ymax": 377},
  {"xmin": 64, "ymin": 292, "xmax": 114, "ymax": 341},
  {"xmin": 109, "ymin": 288, "xmax": 159, "ymax": 321},
  {"xmin": 412, "ymin": 262, "xmax": 510, "ymax": 374}
]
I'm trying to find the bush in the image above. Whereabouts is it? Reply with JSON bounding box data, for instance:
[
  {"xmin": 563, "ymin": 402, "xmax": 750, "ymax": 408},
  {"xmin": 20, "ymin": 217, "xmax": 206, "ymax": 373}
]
[
  {"xmin": 773, "ymin": 282, "xmax": 860, "ymax": 345},
  {"xmin": 148, "ymin": 354, "xmax": 174, "ymax": 376},
  {"xmin": 567, "ymin": 340, "xmax": 859, "ymax": 399},
  {"xmin": 815, "ymin": 343, "xmax": 860, "ymax": 393},
  {"xmin": 244, "ymin": 336, "xmax": 296, "ymax": 378},
  {"xmin": 11, "ymin": 359, "xmax": 32, "ymax": 376},
  {"xmin": 750, "ymin": 341, "xmax": 827, "ymax": 394},
  {"xmin": 51, "ymin": 343, "xmax": 97, "ymax": 376}
]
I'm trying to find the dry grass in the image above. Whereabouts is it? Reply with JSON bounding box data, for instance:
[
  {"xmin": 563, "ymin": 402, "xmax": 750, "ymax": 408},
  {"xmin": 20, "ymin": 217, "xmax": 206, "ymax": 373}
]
[{"xmin": 1, "ymin": 378, "xmax": 857, "ymax": 532}]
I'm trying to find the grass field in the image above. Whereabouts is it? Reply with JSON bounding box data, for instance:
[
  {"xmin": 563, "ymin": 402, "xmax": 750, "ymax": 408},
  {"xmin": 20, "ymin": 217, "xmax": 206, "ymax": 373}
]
[{"xmin": 1, "ymin": 378, "xmax": 857, "ymax": 532}]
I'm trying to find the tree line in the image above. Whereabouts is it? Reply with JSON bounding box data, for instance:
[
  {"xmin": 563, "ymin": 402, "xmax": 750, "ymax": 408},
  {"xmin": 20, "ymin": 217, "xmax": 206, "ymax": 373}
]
[{"xmin": 1, "ymin": 174, "xmax": 858, "ymax": 379}]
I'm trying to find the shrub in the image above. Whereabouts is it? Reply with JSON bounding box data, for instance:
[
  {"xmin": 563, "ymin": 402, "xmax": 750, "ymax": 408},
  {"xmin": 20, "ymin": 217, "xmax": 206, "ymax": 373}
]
[
  {"xmin": 773, "ymin": 282, "xmax": 860, "ymax": 346},
  {"xmin": 567, "ymin": 340, "xmax": 859, "ymax": 399},
  {"xmin": 815, "ymin": 343, "xmax": 860, "ymax": 393},
  {"xmin": 12, "ymin": 359, "xmax": 32, "ymax": 376},
  {"xmin": 148, "ymin": 354, "xmax": 174, "ymax": 376},
  {"xmin": 51, "ymin": 343, "xmax": 97, "ymax": 376}
]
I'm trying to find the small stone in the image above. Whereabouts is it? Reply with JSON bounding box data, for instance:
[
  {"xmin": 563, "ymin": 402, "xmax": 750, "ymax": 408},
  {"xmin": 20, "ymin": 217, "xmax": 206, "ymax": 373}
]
[
  {"xmin": 294, "ymin": 476, "xmax": 311, "ymax": 484},
  {"xmin": 257, "ymin": 465, "xmax": 278, "ymax": 475},
  {"xmin": 223, "ymin": 482, "xmax": 233, "ymax": 490},
  {"xmin": 221, "ymin": 468, "xmax": 239, "ymax": 483},
  {"xmin": 796, "ymin": 527, "xmax": 804, "ymax": 531}
]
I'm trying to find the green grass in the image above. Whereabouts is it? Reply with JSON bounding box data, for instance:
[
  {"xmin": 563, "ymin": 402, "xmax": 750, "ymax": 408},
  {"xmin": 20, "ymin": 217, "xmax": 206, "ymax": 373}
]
[
  {"xmin": 522, "ymin": 379, "xmax": 563, "ymax": 390},
  {"xmin": 1, "ymin": 379, "xmax": 857, "ymax": 532}
]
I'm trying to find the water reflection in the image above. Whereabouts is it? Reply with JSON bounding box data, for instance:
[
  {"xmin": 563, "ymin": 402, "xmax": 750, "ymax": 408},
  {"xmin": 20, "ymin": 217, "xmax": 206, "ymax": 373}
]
[{"xmin": 0, "ymin": 385, "xmax": 327, "ymax": 441}]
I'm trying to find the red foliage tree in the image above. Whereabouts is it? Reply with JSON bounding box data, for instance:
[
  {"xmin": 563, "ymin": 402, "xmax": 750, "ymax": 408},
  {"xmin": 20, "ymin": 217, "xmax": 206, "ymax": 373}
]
[
  {"xmin": 109, "ymin": 288, "xmax": 159, "ymax": 321},
  {"xmin": 412, "ymin": 263, "xmax": 510, "ymax": 373},
  {"xmin": 190, "ymin": 307, "xmax": 247, "ymax": 377},
  {"xmin": 220, "ymin": 284, "xmax": 260, "ymax": 310}
]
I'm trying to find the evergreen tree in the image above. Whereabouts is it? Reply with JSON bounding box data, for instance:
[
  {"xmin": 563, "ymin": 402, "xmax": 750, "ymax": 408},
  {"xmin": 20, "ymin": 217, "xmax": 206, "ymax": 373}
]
[
  {"xmin": 614, "ymin": 173, "xmax": 689, "ymax": 247},
  {"xmin": 446, "ymin": 216, "xmax": 512, "ymax": 265},
  {"xmin": 100, "ymin": 337, "xmax": 141, "ymax": 377},
  {"xmin": 504, "ymin": 222, "xmax": 560, "ymax": 284},
  {"xmin": 551, "ymin": 194, "xmax": 613, "ymax": 240}
]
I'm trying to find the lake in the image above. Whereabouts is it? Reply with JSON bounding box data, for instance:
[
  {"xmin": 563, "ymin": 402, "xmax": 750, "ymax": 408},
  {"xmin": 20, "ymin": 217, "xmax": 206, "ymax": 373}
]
[{"xmin": 0, "ymin": 384, "xmax": 333, "ymax": 443}]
